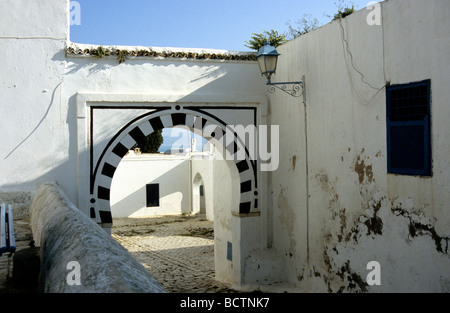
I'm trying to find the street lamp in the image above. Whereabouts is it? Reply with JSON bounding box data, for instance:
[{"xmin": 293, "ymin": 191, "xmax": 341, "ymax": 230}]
[
  {"xmin": 256, "ymin": 42, "xmax": 305, "ymax": 98},
  {"xmin": 256, "ymin": 42, "xmax": 280, "ymax": 84}
]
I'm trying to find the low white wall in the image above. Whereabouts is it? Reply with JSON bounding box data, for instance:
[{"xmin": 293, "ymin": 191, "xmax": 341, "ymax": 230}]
[{"xmin": 30, "ymin": 182, "xmax": 165, "ymax": 293}]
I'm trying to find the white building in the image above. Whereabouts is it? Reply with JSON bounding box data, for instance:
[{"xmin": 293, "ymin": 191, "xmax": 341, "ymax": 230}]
[
  {"xmin": 111, "ymin": 148, "xmax": 215, "ymax": 219},
  {"xmin": 1, "ymin": 0, "xmax": 449, "ymax": 292}
]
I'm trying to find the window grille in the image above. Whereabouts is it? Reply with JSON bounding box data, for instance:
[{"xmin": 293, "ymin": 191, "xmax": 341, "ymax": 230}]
[{"xmin": 386, "ymin": 80, "xmax": 431, "ymax": 176}]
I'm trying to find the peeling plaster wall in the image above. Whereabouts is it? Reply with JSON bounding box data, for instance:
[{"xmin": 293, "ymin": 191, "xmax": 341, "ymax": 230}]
[{"xmin": 269, "ymin": 0, "xmax": 450, "ymax": 292}]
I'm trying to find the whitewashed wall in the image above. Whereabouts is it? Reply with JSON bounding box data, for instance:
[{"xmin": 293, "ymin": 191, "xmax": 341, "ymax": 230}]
[
  {"xmin": 268, "ymin": 0, "xmax": 450, "ymax": 292},
  {"xmin": 0, "ymin": 0, "xmax": 267, "ymax": 289},
  {"xmin": 0, "ymin": 0, "xmax": 265, "ymax": 204},
  {"xmin": 0, "ymin": 0, "xmax": 69, "ymax": 194},
  {"xmin": 110, "ymin": 152, "xmax": 191, "ymax": 218}
]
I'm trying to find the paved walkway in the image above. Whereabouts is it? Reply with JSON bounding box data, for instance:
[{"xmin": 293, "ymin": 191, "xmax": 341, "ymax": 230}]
[{"xmin": 112, "ymin": 214, "xmax": 238, "ymax": 293}]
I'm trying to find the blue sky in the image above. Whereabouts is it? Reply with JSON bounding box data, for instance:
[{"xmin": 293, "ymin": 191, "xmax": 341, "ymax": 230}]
[
  {"xmin": 70, "ymin": 0, "xmax": 378, "ymax": 51},
  {"xmin": 159, "ymin": 128, "xmax": 204, "ymax": 153}
]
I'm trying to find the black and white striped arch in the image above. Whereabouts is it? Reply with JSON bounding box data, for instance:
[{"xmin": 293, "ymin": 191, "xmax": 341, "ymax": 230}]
[{"xmin": 89, "ymin": 107, "xmax": 258, "ymax": 225}]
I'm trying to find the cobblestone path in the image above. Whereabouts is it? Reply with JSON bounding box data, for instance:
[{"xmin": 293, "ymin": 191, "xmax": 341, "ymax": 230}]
[{"xmin": 112, "ymin": 214, "xmax": 238, "ymax": 293}]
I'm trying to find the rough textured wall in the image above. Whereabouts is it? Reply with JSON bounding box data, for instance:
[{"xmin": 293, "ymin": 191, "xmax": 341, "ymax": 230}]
[
  {"xmin": 269, "ymin": 0, "xmax": 450, "ymax": 292},
  {"xmin": 30, "ymin": 182, "xmax": 166, "ymax": 293}
]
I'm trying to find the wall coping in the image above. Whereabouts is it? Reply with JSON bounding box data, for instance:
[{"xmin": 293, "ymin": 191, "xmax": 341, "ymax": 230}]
[{"xmin": 66, "ymin": 42, "xmax": 257, "ymax": 63}]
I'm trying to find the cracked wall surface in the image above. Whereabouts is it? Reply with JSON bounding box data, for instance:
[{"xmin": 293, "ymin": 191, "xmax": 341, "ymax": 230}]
[{"xmin": 269, "ymin": 0, "xmax": 450, "ymax": 292}]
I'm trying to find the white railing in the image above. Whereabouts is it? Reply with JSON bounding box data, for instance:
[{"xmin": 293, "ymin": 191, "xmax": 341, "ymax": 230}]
[{"xmin": 0, "ymin": 203, "xmax": 16, "ymax": 256}]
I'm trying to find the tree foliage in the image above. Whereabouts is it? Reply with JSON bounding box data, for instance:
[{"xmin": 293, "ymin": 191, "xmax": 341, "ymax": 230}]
[
  {"xmin": 332, "ymin": 5, "xmax": 356, "ymax": 20},
  {"xmin": 245, "ymin": 29, "xmax": 287, "ymax": 51},
  {"xmin": 246, "ymin": 1, "xmax": 356, "ymax": 46},
  {"xmin": 329, "ymin": 0, "xmax": 356, "ymax": 20},
  {"xmin": 285, "ymin": 14, "xmax": 320, "ymax": 40},
  {"xmin": 133, "ymin": 130, "xmax": 164, "ymax": 153}
]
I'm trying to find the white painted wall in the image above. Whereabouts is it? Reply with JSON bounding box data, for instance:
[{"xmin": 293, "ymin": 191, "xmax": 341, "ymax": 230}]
[
  {"xmin": 110, "ymin": 149, "xmax": 235, "ymax": 220},
  {"xmin": 0, "ymin": 0, "xmax": 266, "ymax": 204},
  {"xmin": 211, "ymin": 149, "xmax": 240, "ymax": 284},
  {"xmin": 0, "ymin": 0, "xmax": 267, "ymax": 289},
  {"xmin": 268, "ymin": 0, "xmax": 450, "ymax": 292},
  {"xmin": 110, "ymin": 152, "xmax": 191, "ymax": 218},
  {"xmin": 0, "ymin": 0, "xmax": 69, "ymax": 194}
]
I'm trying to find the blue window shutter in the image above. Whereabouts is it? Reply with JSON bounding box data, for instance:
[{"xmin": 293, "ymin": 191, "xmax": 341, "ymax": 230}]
[{"xmin": 386, "ymin": 80, "xmax": 431, "ymax": 176}]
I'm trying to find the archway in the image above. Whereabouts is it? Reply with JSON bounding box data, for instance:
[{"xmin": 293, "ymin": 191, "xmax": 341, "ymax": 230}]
[
  {"xmin": 192, "ymin": 173, "xmax": 206, "ymax": 216},
  {"xmin": 76, "ymin": 98, "xmax": 265, "ymax": 288},
  {"xmin": 89, "ymin": 107, "xmax": 258, "ymax": 229}
]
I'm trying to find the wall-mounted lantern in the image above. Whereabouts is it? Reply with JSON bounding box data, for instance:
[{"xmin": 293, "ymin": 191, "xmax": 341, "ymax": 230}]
[{"xmin": 257, "ymin": 42, "xmax": 305, "ymax": 98}]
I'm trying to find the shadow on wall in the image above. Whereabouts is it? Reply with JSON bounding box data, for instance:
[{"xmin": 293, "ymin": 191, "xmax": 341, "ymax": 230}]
[
  {"xmin": 0, "ymin": 89, "xmax": 79, "ymax": 205},
  {"xmin": 110, "ymin": 158, "xmax": 192, "ymax": 218},
  {"xmin": 63, "ymin": 53, "xmax": 233, "ymax": 92},
  {"xmin": 1, "ymin": 46, "xmax": 263, "ymax": 211}
]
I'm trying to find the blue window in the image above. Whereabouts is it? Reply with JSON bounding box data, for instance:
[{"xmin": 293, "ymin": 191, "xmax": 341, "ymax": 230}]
[{"xmin": 386, "ymin": 80, "xmax": 432, "ymax": 176}]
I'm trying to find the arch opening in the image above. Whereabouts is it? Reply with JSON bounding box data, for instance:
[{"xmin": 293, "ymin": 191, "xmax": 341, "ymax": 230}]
[
  {"xmin": 108, "ymin": 122, "xmax": 242, "ymax": 288},
  {"xmin": 193, "ymin": 173, "xmax": 206, "ymax": 216},
  {"xmin": 90, "ymin": 108, "xmax": 258, "ymax": 228}
]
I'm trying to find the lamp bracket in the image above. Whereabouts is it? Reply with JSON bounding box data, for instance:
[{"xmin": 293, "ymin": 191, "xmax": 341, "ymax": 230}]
[{"xmin": 267, "ymin": 76, "xmax": 305, "ymax": 99}]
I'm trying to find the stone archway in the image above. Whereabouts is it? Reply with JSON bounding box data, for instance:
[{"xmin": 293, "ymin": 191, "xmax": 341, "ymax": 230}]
[
  {"xmin": 76, "ymin": 94, "xmax": 265, "ymax": 289},
  {"xmin": 89, "ymin": 106, "xmax": 258, "ymax": 228}
]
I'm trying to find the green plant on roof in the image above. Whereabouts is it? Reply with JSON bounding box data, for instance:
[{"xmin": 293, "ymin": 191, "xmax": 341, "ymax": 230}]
[
  {"xmin": 333, "ymin": 5, "xmax": 355, "ymax": 20},
  {"xmin": 245, "ymin": 29, "xmax": 287, "ymax": 51},
  {"xmin": 116, "ymin": 49, "xmax": 129, "ymax": 64},
  {"xmin": 330, "ymin": 0, "xmax": 356, "ymax": 20},
  {"xmin": 91, "ymin": 46, "xmax": 111, "ymax": 58}
]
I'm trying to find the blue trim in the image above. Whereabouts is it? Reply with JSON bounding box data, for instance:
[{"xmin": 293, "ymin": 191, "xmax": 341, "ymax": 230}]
[
  {"xmin": 227, "ymin": 241, "xmax": 232, "ymax": 261},
  {"xmin": 386, "ymin": 80, "xmax": 432, "ymax": 177}
]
